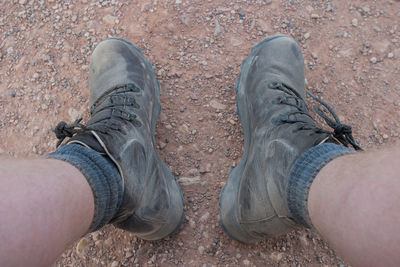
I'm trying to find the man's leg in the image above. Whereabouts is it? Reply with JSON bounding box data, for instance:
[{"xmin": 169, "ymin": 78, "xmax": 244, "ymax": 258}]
[
  {"xmin": 0, "ymin": 37, "xmax": 185, "ymax": 266},
  {"xmin": 219, "ymin": 34, "xmax": 399, "ymax": 267},
  {"xmin": 0, "ymin": 159, "xmax": 94, "ymax": 267},
  {"xmin": 308, "ymin": 147, "xmax": 400, "ymax": 267}
]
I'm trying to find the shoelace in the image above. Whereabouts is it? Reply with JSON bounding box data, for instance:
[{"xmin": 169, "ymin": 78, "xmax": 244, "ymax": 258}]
[
  {"xmin": 269, "ymin": 82, "xmax": 362, "ymax": 151},
  {"xmin": 53, "ymin": 83, "xmax": 141, "ymax": 147}
]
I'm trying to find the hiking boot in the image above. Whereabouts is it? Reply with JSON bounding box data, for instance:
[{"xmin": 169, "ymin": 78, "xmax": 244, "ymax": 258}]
[
  {"xmin": 219, "ymin": 34, "xmax": 359, "ymax": 243},
  {"xmin": 54, "ymin": 38, "xmax": 184, "ymax": 240}
]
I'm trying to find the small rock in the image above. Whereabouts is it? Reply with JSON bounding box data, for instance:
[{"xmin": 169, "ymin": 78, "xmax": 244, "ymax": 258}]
[
  {"xmin": 269, "ymin": 252, "xmax": 284, "ymax": 262},
  {"xmin": 199, "ymin": 163, "xmax": 211, "ymax": 174},
  {"xmin": 214, "ymin": 19, "xmax": 222, "ymax": 35},
  {"xmin": 370, "ymin": 57, "xmax": 377, "ymax": 64},
  {"xmin": 33, "ymin": 73, "xmax": 40, "ymax": 79},
  {"xmin": 388, "ymin": 52, "xmax": 394, "ymax": 58},
  {"xmin": 258, "ymin": 19, "xmax": 271, "ymax": 33},
  {"xmin": 351, "ymin": 18, "xmax": 358, "ymax": 27},
  {"xmin": 91, "ymin": 231, "xmax": 100, "ymax": 241},
  {"xmin": 243, "ymin": 260, "xmax": 250, "ymax": 266},
  {"xmin": 7, "ymin": 47, "xmax": 14, "ymax": 55},
  {"xmin": 200, "ymin": 212, "xmax": 210, "ymax": 223},
  {"xmin": 159, "ymin": 141, "xmax": 167, "ymax": 149},
  {"xmin": 383, "ymin": 134, "xmax": 389, "ymax": 140},
  {"xmin": 299, "ymin": 234, "xmax": 310, "ymax": 247},
  {"xmin": 103, "ymin": 14, "xmax": 117, "ymax": 25},
  {"xmin": 188, "ymin": 168, "xmax": 199, "ymax": 176},
  {"xmin": 178, "ymin": 176, "xmax": 201, "ymax": 186},
  {"xmin": 311, "ymin": 14, "xmax": 320, "ymax": 19},
  {"xmin": 125, "ymin": 251, "xmax": 133, "ymax": 258},
  {"xmin": 230, "ymin": 37, "xmax": 242, "ymax": 47},
  {"xmin": 68, "ymin": 108, "xmax": 81, "ymax": 120},
  {"xmin": 19, "ymin": 0, "xmax": 26, "ymax": 4},
  {"xmin": 111, "ymin": 261, "xmax": 119, "ymax": 267},
  {"xmin": 311, "ymin": 52, "xmax": 318, "ymax": 59},
  {"xmin": 104, "ymin": 238, "xmax": 113, "ymax": 246},
  {"xmin": 157, "ymin": 68, "xmax": 165, "ymax": 76},
  {"xmin": 210, "ymin": 99, "xmax": 226, "ymax": 110},
  {"xmin": 189, "ymin": 218, "xmax": 196, "ymax": 228},
  {"xmin": 304, "ymin": 32, "xmax": 311, "ymax": 40},
  {"xmin": 76, "ymin": 238, "xmax": 89, "ymax": 256},
  {"xmin": 198, "ymin": 246, "xmax": 205, "ymax": 254}
]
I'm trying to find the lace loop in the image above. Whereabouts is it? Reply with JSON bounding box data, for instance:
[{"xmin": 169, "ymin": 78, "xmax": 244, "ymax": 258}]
[
  {"xmin": 307, "ymin": 91, "xmax": 362, "ymax": 151},
  {"xmin": 53, "ymin": 118, "xmax": 86, "ymax": 147},
  {"xmin": 270, "ymin": 82, "xmax": 362, "ymax": 151}
]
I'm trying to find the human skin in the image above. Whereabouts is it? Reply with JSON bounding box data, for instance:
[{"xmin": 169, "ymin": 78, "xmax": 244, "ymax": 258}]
[
  {"xmin": 308, "ymin": 146, "xmax": 400, "ymax": 267},
  {"xmin": 0, "ymin": 159, "xmax": 94, "ymax": 267}
]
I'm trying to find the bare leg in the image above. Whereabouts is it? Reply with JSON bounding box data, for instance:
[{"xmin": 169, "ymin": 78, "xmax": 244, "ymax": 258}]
[
  {"xmin": 0, "ymin": 159, "xmax": 94, "ymax": 267},
  {"xmin": 308, "ymin": 147, "xmax": 400, "ymax": 267}
]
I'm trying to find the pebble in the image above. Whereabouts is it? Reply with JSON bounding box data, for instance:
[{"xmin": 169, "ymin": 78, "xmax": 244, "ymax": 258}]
[
  {"xmin": 199, "ymin": 163, "xmax": 211, "ymax": 173},
  {"xmin": 214, "ymin": 19, "xmax": 222, "ymax": 35},
  {"xmin": 198, "ymin": 246, "xmax": 205, "ymax": 254},
  {"xmin": 311, "ymin": 52, "xmax": 318, "ymax": 59},
  {"xmin": 76, "ymin": 238, "xmax": 89, "ymax": 256},
  {"xmin": 304, "ymin": 32, "xmax": 311, "ymax": 40},
  {"xmin": 388, "ymin": 52, "xmax": 394, "ymax": 58},
  {"xmin": 188, "ymin": 168, "xmax": 199, "ymax": 176},
  {"xmin": 383, "ymin": 134, "xmax": 389, "ymax": 140},
  {"xmin": 210, "ymin": 99, "xmax": 226, "ymax": 110},
  {"xmin": 311, "ymin": 14, "xmax": 320, "ymax": 19},
  {"xmin": 269, "ymin": 252, "xmax": 284, "ymax": 262},
  {"xmin": 103, "ymin": 14, "xmax": 117, "ymax": 25},
  {"xmin": 159, "ymin": 141, "xmax": 167, "ymax": 149},
  {"xmin": 370, "ymin": 57, "xmax": 377, "ymax": 64},
  {"xmin": 7, "ymin": 47, "xmax": 14, "ymax": 54},
  {"xmin": 200, "ymin": 212, "xmax": 210, "ymax": 223},
  {"xmin": 104, "ymin": 238, "xmax": 113, "ymax": 246},
  {"xmin": 111, "ymin": 261, "xmax": 119, "ymax": 267},
  {"xmin": 351, "ymin": 18, "xmax": 358, "ymax": 27},
  {"xmin": 178, "ymin": 176, "xmax": 201, "ymax": 185},
  {"xmin": 189, "ymin": 218, "xmax": 196, "ymax": 228},
  {"xmin": 243, "ymin": 259, "xmax": 250, "ymax": 266}
]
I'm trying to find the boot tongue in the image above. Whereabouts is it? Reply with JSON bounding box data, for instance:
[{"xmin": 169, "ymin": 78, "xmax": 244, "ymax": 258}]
[{"xmin": 68, "ymin": 132, "xmax": 107, "ymax": 155}]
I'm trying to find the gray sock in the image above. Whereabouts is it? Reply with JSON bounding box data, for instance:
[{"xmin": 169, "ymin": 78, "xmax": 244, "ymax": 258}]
[
  {"xmin": 286, "ymin": 142, "xmax": 353, "ymax": 227},
  {"xmin": 47, "ymin": 143, "xmax": 123, "ymax": 232}
]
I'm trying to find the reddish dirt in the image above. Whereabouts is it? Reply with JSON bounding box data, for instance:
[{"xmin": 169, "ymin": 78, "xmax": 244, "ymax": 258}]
[{"xmin": 1, "ymin": 0, "xmax": 399, "ymax": 266}]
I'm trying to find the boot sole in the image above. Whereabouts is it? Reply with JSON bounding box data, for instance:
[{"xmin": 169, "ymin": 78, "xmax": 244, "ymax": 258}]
[
  {"xmin": 218, "ymin": 34, "xmax": 289, "ymax": 243},
  {"xmin": 107, "ymin": 37, "xmax": 185, "ymax": 241}
]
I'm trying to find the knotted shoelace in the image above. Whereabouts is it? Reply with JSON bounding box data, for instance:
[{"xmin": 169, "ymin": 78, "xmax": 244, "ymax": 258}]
[
  {"xmin": 53, "ymin": 83, "xmax": 141, "ymax": 147},
  {"xmin": 269, "ymin": 82, "xmax": 362, "ymax": 151}
]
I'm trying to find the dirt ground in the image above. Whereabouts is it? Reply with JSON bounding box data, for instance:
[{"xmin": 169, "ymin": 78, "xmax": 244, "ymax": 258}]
[{"xmin": 1, "ymin": 0, "xmax": 399, "ymax": 266}]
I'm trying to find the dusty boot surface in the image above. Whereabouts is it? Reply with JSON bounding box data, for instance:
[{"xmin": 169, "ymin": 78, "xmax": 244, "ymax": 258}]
[
  {"xmin": 219, "ymin": 35, "xmax": 331, "ymax": 243},
  {"xmin": 55, "ymin": 38, "xmax": 184, "ymax": 240}
]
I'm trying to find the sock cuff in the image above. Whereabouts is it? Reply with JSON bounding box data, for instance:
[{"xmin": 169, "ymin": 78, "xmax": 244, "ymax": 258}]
[
  {"xmin": 286, "ymin": 143, "xmax": 353, "ymax": 228},
  {"xmin": 47, "ymin": 144, "xmax": 122, "ymax": 232}
]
